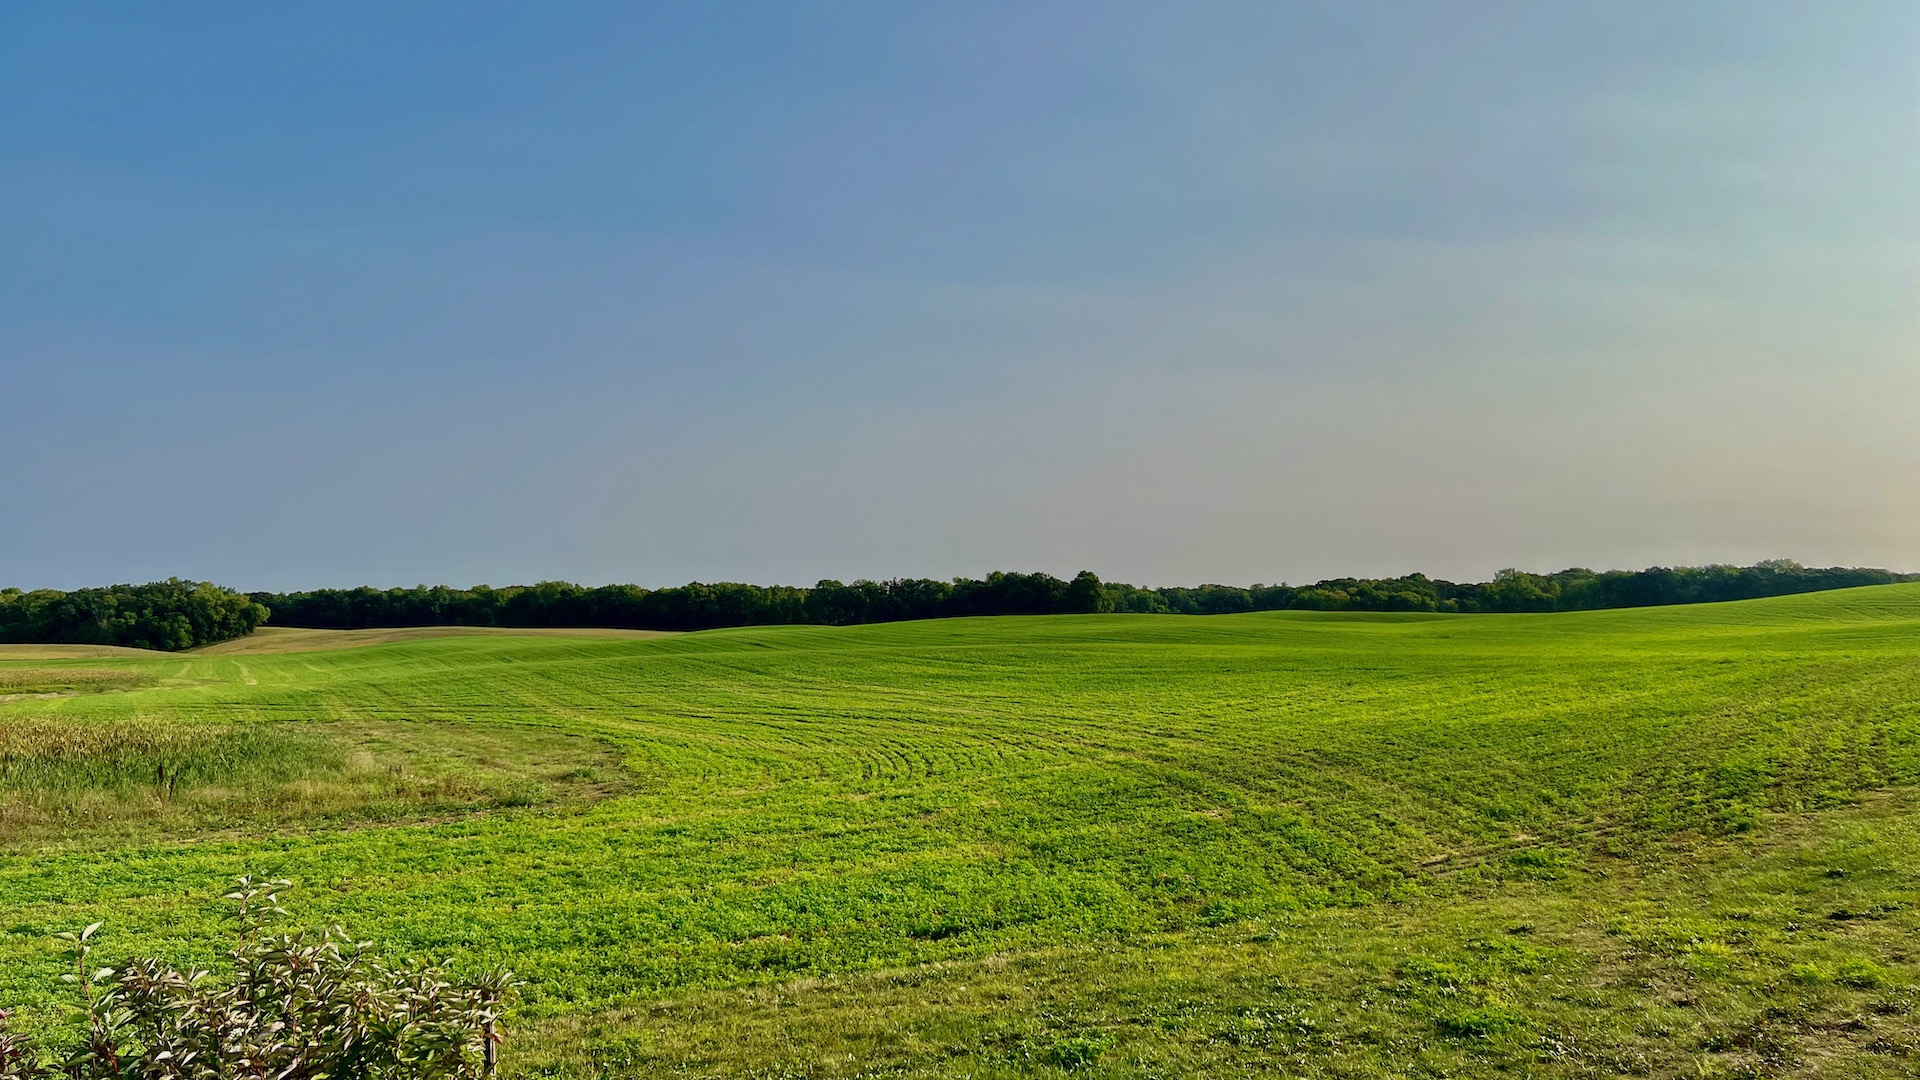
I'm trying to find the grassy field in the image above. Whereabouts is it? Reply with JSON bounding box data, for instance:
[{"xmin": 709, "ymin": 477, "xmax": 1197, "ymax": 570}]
[{"xmin": 2, "ymin": 588, "xmax": 1919, "ymax": 1077}]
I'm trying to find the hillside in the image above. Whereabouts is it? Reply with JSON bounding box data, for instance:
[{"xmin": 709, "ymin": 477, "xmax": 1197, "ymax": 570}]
[
  {"xmin": 1, "ymin": 585, "xmax": 1918, "ymax": 1076},
  {"xmin": 190, "ymin": 623, "xmax": 677, "ymax": 655}
]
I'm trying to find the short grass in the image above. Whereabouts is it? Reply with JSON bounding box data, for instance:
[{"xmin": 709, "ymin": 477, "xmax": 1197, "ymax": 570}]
[
  {"xmin": 2, "ymin": 587, "xmax": 1919, "ymax": 1077},
  {"xmin": 0, "ymin": 666, "xmax": 155, "ymax": 697},
  {"xmin": 0, "ymin": 644, "xmax": 162, "ymax": 660},
  {"xmin": 191, "ymin": 624, "xmax": 676, "ymax": 655}
]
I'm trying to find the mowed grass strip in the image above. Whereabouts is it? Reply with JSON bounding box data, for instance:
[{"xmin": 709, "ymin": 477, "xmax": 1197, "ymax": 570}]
[
  {"xmin": 521, "ymin": 789, "xmax": 1920, "ymax": 1078},
  {"xmin": 0, "ymin": 588, "xmax": 1918, "ymax": 1075},
  {"xmin": 191, "ymin": 624, "xmax": 677, "ymax": 655}
]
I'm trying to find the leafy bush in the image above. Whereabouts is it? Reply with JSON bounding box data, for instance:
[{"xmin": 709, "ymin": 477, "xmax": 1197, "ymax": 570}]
[{"xmin": 0, "ymin": 877, "xmax": 517, "ymax": 1080}]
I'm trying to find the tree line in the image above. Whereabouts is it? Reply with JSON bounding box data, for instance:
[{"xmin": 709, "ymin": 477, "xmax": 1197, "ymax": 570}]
[
  {"xmin": 254, "ymin": 560, "xmax": 1913, "ymax": 633},
  {"xmin": 0, "ymin": 579, "xmax": 269, "ymax": 651},
  {"xmin": 3, "ymin": 562, "xmax": 1909, "ymax": 651}
]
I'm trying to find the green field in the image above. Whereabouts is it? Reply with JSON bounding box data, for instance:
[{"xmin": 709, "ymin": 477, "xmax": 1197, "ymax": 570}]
[{"xmin": 3, "ymin": 587, "xmax": 1920, "ymax": 1077}]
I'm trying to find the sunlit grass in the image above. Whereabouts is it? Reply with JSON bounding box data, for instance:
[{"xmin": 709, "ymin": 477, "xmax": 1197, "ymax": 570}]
[
  {"xmin": 1, "ymin": 585, "xmax": 1918, "ymax": 1075},
  {"xmin": 0, "ymin": 713, "xmax": 333, "ymax": 794},
  {"xmin": 0, "ymin": 712, "xmax": 624, "ymax": 843},
  {"xmin": 0, "ymin": 667, "xmax": 154, "ymax": 696}
]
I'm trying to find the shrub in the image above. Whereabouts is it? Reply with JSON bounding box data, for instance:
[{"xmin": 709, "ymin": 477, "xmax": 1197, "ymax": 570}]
[{"xmin": 0, "ymin": 877, "xmax": 517, "ymax": 1080}]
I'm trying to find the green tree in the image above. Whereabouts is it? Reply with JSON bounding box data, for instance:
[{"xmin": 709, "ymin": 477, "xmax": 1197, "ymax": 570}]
[{"xmin": 1065, "ymin": 571, "xmax": 1113, "ymax": 613}]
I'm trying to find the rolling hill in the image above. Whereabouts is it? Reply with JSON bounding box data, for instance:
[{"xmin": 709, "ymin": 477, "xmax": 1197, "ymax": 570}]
[{"xmin": 1, "ymin": 586, "xmax": 1917, "ymax": 1076}]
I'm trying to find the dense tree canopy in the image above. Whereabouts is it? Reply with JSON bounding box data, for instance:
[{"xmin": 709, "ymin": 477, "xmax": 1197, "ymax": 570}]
[
  {"xmin": 0, "ymin": 579, "xmax": 268, "ymax": 650},
  {"xmin": 2, "ymin": 564, "xmax": 1907, "ymax": 649},
  {"xmin": 248, "ymin": 561, "xmax": 1914, "ymax": 635}
]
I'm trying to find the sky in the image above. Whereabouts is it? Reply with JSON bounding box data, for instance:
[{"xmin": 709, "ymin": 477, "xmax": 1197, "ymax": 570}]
[{"xmin": 3, "ymin": 2, "xmax": 1915, "ymax": 591}]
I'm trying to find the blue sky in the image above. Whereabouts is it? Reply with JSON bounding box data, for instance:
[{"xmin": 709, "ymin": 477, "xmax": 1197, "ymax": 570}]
[{"xmin": 3, "ymin": 2, "xmax": 1915, "ymax": 590}]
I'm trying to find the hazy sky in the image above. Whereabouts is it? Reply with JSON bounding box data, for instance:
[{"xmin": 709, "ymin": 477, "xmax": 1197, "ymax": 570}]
[{"xmin": 4, "ymin": 2, "xmax": 1916, "ymax": 591}]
